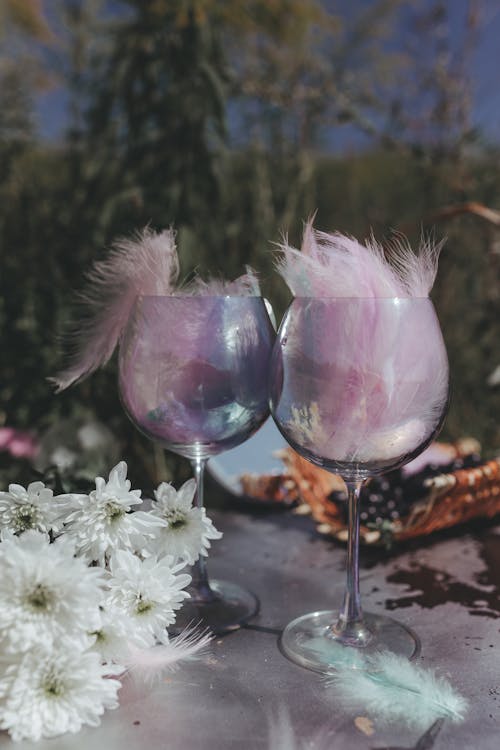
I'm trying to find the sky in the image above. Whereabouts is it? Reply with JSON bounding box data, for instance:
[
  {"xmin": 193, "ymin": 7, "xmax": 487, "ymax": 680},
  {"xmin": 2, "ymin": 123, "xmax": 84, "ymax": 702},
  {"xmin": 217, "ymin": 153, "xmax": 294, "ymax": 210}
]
[
  {"xmin": 467, "ymin": 2, "xmax": 500, "ymax": 140},
  {"xmin": 33, "ymin": 0, "xmax": 500, "ymax": 150}
]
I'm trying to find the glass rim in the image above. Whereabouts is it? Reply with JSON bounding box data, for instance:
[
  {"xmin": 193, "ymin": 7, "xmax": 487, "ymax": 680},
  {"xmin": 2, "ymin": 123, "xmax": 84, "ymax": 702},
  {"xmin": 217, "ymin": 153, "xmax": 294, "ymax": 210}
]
[
  {"xmin": 136, "ymin": 294, "xmax": 264, "ymax": 300},
  {"xmin": 291, "ymin": 295, "xmax": 431, "ymax": 301}
]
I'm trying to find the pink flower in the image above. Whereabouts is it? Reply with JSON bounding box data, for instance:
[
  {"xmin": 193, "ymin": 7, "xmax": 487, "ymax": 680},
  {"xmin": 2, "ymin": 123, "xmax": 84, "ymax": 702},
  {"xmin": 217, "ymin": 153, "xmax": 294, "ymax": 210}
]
[
  {"xmin": 0, "ymin": 428, "xmax": 39, "ymax": 460},
  {"xmin": 0, "ymin": 428, "xmax": 15, "ymax": 450}
]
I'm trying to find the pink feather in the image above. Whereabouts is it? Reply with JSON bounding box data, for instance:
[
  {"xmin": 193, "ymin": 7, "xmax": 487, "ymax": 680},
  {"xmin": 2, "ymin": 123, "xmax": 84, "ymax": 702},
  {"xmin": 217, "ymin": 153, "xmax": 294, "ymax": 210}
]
[
  {"xmin": 52, "ymin": 227, "xmax": 180, "ymax": 391},
  {"xmin": 273, "ymin": 220, "xmax": 449, "ymax": 465},
  {"xmin": 52, "ymin": 226, "xmax": 263, "ymax": 391},
  {"xmin": 184, "ymin": 266, "xmax": 261, "ymax": 296},
  {"xmin": 276, "ymin": 218, "xmax": 444, "ymax": 298}
]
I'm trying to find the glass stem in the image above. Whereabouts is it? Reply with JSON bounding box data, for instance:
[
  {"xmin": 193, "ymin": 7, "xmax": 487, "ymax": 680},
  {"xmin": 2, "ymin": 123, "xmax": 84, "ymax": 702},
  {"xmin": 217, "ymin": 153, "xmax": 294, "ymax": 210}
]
[
  {"xmin": 189, "ymin": 457, "xmax": 214, "ymax": 601},
  {"xmin": 331, "ymin": 479, "xmax": 373, "ymax": 647}
]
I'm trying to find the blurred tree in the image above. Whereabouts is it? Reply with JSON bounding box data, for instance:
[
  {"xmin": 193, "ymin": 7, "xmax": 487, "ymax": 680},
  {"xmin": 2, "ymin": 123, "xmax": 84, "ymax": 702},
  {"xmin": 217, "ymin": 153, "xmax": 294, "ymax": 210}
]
[
  {"xmin": 0, "ymin": 0, "xmax": 52, "ymax": 40},
  {"xmin": 213, "ymin": 0, "xmax": 407, "ymax": 304},
  {"xmin": 70, "ymin": 0, "xmax": 230, "ymax": 277},
  {"xmin": 0, "ymin": 0, "xmax": 56, "ymax": 439},
  {"xmin": 68, "ymin": 0, "xmax": 409, "ymax": 278},
  {"xmin": 0, "ymin": 65, "xmax": 33, "ymax": 156},
  {"xmin": 0, "ymin": 0, "xmax": 53, "ymax": 148}
]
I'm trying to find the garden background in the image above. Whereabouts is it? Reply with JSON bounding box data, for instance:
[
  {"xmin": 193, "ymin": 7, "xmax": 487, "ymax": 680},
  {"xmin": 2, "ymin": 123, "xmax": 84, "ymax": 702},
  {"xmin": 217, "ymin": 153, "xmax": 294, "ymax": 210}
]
[{"xmin": 1, "ymin": 0, "xmax": 499, "ymax": 492}]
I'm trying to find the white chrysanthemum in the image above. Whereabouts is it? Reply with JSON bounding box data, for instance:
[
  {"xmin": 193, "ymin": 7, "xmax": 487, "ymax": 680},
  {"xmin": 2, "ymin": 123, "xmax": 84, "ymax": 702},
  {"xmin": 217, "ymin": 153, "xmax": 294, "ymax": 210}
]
[
  {"xmin": 107, "ymin": 550, "xmax": 191, "ymax": 648},
  {"xmin": 148, "ymin": 479, "xmax": 222, "ymax": 565},
  {"xmin": 0, "ymin": 530, "xmax": 104, "ymax": 653},
  {"xmin": 56, "ymin": 461, "xmax": 164, "ymax": 565},
  {"xmin": 0, "ymin": 481, "xmax": 58, "ymax": 535},
  {"xmin": 89, "ymin": 604, "xmax": 130, "ymax": 663},
  {"xmin": 0, "ymin": 645, "xmax": 121, "ymax": 742}
]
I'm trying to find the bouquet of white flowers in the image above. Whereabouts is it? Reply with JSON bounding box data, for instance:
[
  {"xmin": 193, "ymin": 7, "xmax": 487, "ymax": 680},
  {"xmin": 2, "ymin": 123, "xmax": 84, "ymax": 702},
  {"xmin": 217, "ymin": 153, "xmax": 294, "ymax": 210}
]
[{"xmin": 0, "ymin": 461, "xmax": 219, "ymax": 742}]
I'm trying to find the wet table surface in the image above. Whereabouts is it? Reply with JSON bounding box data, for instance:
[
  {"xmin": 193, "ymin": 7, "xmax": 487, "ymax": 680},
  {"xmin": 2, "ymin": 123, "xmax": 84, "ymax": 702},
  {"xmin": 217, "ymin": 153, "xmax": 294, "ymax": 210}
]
[{"xmin": 4, "ymin": 484, "xmax": 500, "ymax": 750}]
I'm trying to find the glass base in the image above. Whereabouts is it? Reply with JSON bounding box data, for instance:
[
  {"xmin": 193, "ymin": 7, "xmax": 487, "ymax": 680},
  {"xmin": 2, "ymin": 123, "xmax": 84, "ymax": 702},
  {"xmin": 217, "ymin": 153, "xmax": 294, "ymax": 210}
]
[
  {"xmin": 280, "ymin": 610, "xmax": 420, "ymax": 674},
  {"xmin": 170, "ymin": 579, "xmax": 259, "ymax": 636}
]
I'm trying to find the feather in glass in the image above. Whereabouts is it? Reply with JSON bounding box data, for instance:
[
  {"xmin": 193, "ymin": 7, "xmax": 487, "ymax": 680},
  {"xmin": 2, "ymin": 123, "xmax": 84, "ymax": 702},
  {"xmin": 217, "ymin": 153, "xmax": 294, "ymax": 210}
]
[
  {"xmin": 274, "ymin": 222, "xmax": 448, "ymax": 464},
  {"xmin": 53, "ymin": 228, "xmax": 262, "ymax": 391}
]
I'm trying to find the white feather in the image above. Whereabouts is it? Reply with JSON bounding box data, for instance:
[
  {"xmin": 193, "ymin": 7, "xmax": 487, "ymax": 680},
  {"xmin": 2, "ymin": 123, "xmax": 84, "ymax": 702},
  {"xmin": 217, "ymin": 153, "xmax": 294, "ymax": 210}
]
[
  {"xmin": 267, "ymin": 708, "xmax": 303, "ymax": 750},
  {"xmin": 266, "ymin": 707, "xmax": 334, "ymax": 750},
  {"xmin": 327, "ymin": 651, "xmax": 468, "ymax": 730},
  {"xmin": 123, "ymin": 626, "xmax": 212, "ymax": 685}
]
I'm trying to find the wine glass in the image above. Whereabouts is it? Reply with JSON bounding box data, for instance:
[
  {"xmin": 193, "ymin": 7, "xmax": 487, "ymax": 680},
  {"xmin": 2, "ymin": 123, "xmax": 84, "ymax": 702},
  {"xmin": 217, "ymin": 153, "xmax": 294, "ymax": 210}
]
[
  {"xmin": 270, "ymin": 297, "xmax": 449, "ymax": 672},
  {"xmin": 118, "ymin": 295, "xmax": 275, "ymax": 634}
]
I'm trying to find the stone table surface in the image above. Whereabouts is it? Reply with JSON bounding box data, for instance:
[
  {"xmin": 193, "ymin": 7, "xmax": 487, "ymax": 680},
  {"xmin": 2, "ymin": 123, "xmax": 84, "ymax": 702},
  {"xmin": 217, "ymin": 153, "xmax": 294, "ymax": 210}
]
[{"xmin": 4, "ymin": 488, "xmax": 500, "ymax": 749}]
